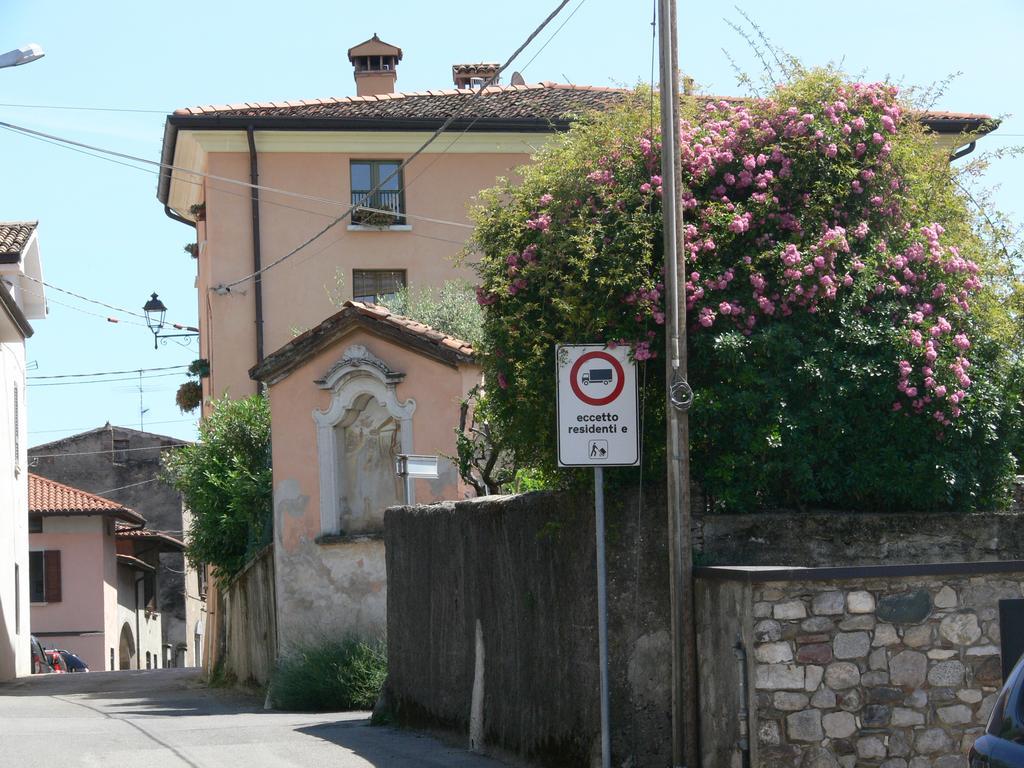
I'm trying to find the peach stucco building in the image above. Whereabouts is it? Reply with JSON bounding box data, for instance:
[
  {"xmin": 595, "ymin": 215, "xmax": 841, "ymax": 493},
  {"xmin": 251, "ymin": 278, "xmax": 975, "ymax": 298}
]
[
  {"xmin": 250, "ymin": 301, "xmax": 477, "ymax": 644},
  {"xmin": 28, "ymin": 474, "xmax": 184, "ymax": 671},
  {"xmin": 154, "ymin": 37, "xmax": 627, "ymax": 650}
]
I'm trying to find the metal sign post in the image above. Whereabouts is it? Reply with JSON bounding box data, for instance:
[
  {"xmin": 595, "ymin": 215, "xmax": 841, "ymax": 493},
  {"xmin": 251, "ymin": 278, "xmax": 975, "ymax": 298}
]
[{"xmin": 556, "ymin": 343, "xmax": 640, "ymax": 768}]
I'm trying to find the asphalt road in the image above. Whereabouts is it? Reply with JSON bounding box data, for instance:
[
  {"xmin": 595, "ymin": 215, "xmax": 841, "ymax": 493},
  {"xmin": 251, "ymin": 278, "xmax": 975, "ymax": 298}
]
[{"xmin": 0, "ymin": 668, "xmax": 507, "ymax": 767}]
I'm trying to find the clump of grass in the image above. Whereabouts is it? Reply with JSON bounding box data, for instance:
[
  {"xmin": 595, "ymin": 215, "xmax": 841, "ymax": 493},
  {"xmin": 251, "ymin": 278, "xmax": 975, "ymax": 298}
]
[{"xmin": 269, "ymin": 637, "xmax": 386, "ymax": 711}]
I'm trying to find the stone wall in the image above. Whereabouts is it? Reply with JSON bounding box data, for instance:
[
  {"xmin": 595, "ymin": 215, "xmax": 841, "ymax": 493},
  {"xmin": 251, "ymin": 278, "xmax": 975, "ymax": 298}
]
[{"xmin": 696, "ymin": 563, "xmax": 1024, "ymax": 768}]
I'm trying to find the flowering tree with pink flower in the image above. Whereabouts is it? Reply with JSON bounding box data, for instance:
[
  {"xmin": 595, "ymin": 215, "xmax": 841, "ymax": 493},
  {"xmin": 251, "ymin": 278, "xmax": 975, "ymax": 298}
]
[{"xmin": 471, "ymin": 70, "xmax": 1021, "ymax": 511}]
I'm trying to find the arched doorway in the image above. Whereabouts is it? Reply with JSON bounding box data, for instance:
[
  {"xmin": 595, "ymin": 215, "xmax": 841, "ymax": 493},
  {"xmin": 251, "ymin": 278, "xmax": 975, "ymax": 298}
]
[{"xmin": 118, "ymin": 623, "xmax": 136, "ymax": 670}]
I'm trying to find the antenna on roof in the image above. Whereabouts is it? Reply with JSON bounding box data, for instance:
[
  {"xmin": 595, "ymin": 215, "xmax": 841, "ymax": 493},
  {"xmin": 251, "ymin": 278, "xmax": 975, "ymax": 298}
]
[{"xmin": 510, "ymin": 71, "xmax": 526, "ymax": 86}]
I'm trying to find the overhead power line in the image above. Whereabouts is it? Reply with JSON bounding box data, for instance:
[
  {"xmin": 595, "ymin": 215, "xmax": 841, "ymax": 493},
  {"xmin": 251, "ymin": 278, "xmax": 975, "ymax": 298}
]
[
  {"xmin": 28, "ymin": 418, "xmax": 197, "ymax": 436},
  {"xmin": 27, "ymin": 372, "xmax": 188, "ymax": 388},
  {"xmin": 30, "ymin": 442, "xmax": 191, "ymax": 460},
  {"xmin": 0, "ymin": 101, "xmax": 167, "ymax": 114},
  {"xmin": 29, "ymin": 365, "xmax": 188, "ymax": 380},
  {"xmin": 0, "ymin": 119, "xmax": 475, "ymax": 231},
  {"xmin": 20, "ymin": 274, "xmax": 197, "ymax": 330}
]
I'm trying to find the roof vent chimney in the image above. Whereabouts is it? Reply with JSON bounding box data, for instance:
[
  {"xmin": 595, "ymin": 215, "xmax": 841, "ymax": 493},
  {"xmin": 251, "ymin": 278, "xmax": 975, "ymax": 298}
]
[
  {"xmin": 453, "ymin": 63, "xmax": 501, "ymax": 90},
  {"xmin": 348, "ymin": 34, "xmax": 403, "ymax": 97}
]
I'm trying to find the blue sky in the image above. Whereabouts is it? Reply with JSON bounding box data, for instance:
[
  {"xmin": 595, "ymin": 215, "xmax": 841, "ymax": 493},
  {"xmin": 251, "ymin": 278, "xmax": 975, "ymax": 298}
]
[{"xmin": 1, "ymin": 0, "xmax": 1020, "ymax": 448}]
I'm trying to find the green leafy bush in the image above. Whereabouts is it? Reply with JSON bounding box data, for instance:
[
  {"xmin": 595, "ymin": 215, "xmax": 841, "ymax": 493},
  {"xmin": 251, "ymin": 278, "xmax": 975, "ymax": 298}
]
[
  {"xmin": 379, "ymin": 280, "xmax": 484, "ymax": 349},
  {"xmin": 161, "ymin": 395, "xmax": 272, "ymax": 581},
  {"xmin": 471, "ymin": 70, "xmax": 1022, "ymax": 512},
  {"xmin": 270, "ymin": 637, "xmax": 387, "ymax": 712}
]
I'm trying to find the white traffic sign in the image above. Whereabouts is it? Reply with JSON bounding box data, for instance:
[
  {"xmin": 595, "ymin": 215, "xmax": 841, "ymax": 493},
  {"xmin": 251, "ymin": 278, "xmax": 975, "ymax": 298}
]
[{"xmin": 556, "ymin": 344, "xmax": 640, "ymax": 467}]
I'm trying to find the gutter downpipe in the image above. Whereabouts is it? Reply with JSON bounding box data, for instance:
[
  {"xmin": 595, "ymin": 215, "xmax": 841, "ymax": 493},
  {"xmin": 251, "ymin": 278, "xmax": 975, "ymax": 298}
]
[
  {"xmin": 950, "ymin": 140, "xmax": 977, "ymax": 162},
  {"xmin": 134, "ymin": 572, "xmax": 145, "ymax": 670},
  {"xmin": 247, "ymin": 126, "xmax": 265, "ymax": 367},
  {"xmin": 733, "ymin": 635, "xmax": 751, "ymax": 768},
  {"xmin": 164, "ymin": 204, "xmax": 196, "ymax": 229}
]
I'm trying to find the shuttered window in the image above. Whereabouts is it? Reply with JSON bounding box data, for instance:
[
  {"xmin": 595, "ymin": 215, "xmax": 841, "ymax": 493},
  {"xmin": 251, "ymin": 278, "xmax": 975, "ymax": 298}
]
[
  {"xmin": 353, "ymin": 270, "xmax": 406, "ymax": 304},
  {"xmin": 29, "ymin": 550, "xmax": 61, "ymax": 603}
]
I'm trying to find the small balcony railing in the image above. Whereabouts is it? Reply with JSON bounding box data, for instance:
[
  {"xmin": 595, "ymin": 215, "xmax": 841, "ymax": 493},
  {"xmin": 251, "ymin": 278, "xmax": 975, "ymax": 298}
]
[{"xmin": 351, "ymin": 190, "xmax": 406, "ymax": 226}]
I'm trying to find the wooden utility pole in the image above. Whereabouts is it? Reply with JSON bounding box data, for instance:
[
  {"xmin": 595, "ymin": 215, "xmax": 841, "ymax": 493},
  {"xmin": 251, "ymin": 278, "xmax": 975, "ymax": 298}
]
[{"xmin": 657, "ymin": 0, "xmax": 699, "ymax": 765}]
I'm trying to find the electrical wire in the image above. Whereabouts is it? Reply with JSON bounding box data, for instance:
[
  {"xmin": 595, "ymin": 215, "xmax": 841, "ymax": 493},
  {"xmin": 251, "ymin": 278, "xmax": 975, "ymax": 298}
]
[
  {"xmin": 17, "ymin": 283, "xmax": 150, "ymax": 327},
  {"xmin": 214, "ymin": 0, "xmax": 574, "ymax": 291},
  {"xmin": 0, "ymin": 123, "xmax": 473, "ymax": 248},
  {"xmin": 29, "ymin": 365, "xmax": 188, "ymax": 380},
  {"xmin": 92, "ymin": 478, "xmax": 162, "ymax": 494},
  {"xmin": 30, "ymin": 442, "xmax": 190, "ymax": 460},
  {"xmin": 0, "ymin": 102, "xmax": 167, "ymax": 114},
  {"xmin": 0, "ymin": 119, "xmax": 475, "ymax": 231},
  {"xmin": 19, "ymin": 274, "xmax": 196, "ymax": 330},
  {"xmin": 28, "ymin": 418, "xmax": 196, "ymax": 436},
  {"xmin": 27, "ymin": 372, "xmax": 188, "ymax": 388},
  {"xmin": 517, "ymin": 0, "xmax": 589, "ymax": 75}
]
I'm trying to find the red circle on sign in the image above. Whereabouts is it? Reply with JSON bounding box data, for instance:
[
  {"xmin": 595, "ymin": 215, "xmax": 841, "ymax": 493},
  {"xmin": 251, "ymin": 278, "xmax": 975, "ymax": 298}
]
[{"xmin": 570, "ymin": 351, "xmax": 625, "ymax": 406}]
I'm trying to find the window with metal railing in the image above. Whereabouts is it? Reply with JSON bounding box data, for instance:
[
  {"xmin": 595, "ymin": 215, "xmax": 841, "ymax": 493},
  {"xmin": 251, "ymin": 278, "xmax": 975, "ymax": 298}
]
[{"xmin": 350, "ymin": 160, "xmax": 406, "ymax": 226}]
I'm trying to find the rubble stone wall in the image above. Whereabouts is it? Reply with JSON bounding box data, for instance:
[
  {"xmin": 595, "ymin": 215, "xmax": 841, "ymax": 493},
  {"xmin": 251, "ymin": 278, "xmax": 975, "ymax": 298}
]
[{"xmin": 709, "ymin": 565, "xmax": 1024, "ymax": 768}]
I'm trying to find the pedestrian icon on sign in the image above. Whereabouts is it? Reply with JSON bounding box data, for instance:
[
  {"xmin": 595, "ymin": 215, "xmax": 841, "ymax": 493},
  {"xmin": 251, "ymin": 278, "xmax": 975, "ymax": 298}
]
[{"xmin": 589, "ymin": 440, "xmax": 608, "ymax": 459}]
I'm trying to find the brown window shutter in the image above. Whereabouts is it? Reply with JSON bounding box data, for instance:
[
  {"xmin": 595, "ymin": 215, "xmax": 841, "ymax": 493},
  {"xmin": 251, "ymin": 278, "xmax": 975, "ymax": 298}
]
[{"xmin": 44, "ymin": 550, "xmax": 61, "ymax": 603}]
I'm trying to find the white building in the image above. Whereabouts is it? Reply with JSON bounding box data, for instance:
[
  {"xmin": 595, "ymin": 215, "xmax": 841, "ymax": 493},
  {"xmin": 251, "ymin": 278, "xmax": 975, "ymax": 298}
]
[{"xmin": 0, "ymin": 220, "xmax": 45, "ymax": 679}]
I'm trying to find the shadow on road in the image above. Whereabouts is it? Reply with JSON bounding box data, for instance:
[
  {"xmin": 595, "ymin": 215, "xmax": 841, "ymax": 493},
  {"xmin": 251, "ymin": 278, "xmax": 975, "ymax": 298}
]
[{"xmin": 295, "ymin": 720, "xmax": 507, "ymax": 767}]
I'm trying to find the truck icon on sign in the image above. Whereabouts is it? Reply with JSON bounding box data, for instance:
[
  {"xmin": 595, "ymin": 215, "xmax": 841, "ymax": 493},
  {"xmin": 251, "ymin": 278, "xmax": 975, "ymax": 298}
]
[{"xmin": 582, "ymin": 368, "xmax": 613, "ymax": 386}]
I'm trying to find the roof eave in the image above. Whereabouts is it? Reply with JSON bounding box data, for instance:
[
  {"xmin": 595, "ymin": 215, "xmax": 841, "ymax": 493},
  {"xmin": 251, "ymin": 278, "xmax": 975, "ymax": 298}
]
[
  {"xmin": 250, "ymin": 308, "xmax": 475, "ymax": 385},
  {"xmin": 166, "ymin": 114, "xmax": 569, "ymax": 134},
  {"xmin": 32, "ymin": 508, "xmax": 146, "ymax": 525},
  {"xmin": 921, "ymin": 115, "xmax": 1000, "ymax": 138},
  {"xmin": 156, "ymin": 118, "xmax": 179, "ymax": 206}
]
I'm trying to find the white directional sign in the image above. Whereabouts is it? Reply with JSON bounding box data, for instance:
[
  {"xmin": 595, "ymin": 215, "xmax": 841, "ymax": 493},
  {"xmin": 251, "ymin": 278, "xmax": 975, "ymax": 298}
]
[{"xmin": 556, "ymin": 344, "xmax": 640, "ymax": 467}]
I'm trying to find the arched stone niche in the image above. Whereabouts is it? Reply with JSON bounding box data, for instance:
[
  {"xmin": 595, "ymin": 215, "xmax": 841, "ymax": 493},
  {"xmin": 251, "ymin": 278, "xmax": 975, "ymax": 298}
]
[{"xmin": 313, "ymin": 345, "xmax": 416, "ymax": 535}]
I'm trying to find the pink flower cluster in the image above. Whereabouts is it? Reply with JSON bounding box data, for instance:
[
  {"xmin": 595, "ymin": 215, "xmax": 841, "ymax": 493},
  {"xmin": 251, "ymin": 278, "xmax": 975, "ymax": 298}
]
[{"xmin": 478, "ymin": 80, "xmax": 981, "ymax": 423}]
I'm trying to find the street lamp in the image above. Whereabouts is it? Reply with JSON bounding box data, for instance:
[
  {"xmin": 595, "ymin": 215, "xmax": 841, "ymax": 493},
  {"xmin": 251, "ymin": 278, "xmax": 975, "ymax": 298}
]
[
  {"xmin": 143, "ymin": 293, "xmax": 198, "ymax": 349},
  {"xmin": 0, "ymin": 44, "xmax": 45, "ymax": 69}
]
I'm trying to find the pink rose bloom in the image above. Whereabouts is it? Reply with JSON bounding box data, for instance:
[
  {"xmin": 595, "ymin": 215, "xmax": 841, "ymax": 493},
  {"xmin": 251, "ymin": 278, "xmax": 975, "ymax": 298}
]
[
  {"xmin": 718, "ymin": 301, "xmax": 732, "ymax": 315},
  {"xmin": 539, "ymin": 193, "xmax": 554, "ymax": 205},
  {"xmin": 825, "ymin": 143, "xmax": 838, "ymax": 158},
  {"xmin": 526, "ymin": 214, "xmax": 551, "ymax": 231},
  {"xmin": 698, "ymin": 307, "xmax": 715, "ymax": 327}
]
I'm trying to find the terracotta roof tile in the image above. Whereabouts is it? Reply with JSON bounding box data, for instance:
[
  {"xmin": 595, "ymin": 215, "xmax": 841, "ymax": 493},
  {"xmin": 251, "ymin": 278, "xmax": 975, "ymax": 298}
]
[
  {"xmin": 115, "ymin": 525, "xmax": 186, "ymax": 550},
  {"xmin": 251, "ymin": 300, "xmax": 475, "ymax": 384},
  {"xmin": 171, "ymin": 82, "xmax": 630, "ymax": 125},
  {"xmin": 0, "ymin": 221, "xmax": 37, "ymax": 259},
  {"xmin": 29, "ymin": 474, "xmax": 144, "ymax": 525},
  {"xmin": 168, "ymin": 83, "xmax": 995, "ymax": 137}
]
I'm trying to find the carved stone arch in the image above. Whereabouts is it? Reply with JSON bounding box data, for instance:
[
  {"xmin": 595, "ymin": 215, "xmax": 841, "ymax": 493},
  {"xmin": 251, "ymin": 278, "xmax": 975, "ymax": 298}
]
[{"xmin": 313, "ymin": 345, "xmax": 416, "ymax": 534}]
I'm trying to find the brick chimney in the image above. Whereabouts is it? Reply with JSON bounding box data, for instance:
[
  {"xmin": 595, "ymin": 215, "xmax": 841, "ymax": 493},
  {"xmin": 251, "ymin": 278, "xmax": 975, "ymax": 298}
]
[
  {"xmin": 348, "ymin": 34, "xmax": 402, "ymax": 97},
  {"xmin": 452, "ymin": 63, "xmax": 501, "ymax": 90}
]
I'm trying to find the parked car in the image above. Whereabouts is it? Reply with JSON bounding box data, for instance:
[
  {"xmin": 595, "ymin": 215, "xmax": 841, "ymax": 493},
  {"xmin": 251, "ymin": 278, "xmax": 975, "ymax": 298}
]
[
  {"xmin": 970, "ymin": 652, "xmax": 1024, "ymax": 766},
  {"xmin": 30, "ymin": 636, "xmax": 52, "ymax": 674},
  {"xmin": 43, "ymin": 649, "xmax": 67, "ymax": 673},
  {"xmin": 56, "ymin": 650, "xmax": 89, "ymax": 673}
]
